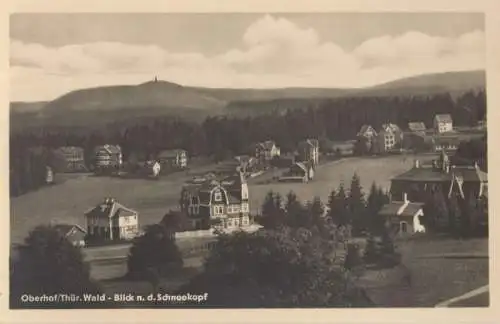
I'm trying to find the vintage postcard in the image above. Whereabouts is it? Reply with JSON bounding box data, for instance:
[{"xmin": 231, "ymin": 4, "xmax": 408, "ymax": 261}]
[{"xmin": 3, "ymin": 0, "xmax": 500, "ymax": 323}]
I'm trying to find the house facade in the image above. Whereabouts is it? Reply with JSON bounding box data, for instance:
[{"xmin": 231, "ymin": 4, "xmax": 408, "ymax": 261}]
[
  {"xmin": 374, "ymin": 123, "xmax": 403, "ymax": 153},
  {"xmin": 378, "ymin": 194, "xmax": 425, "ymax": 237},
  {"xmin": 94, "ymin": 145, "xmax": 122, "ymax": 174},
  {"xmin": 84, "ymin": 198, "xmax": 139, "ymax": 241},
  {"xmin": 53, "ymin": 146, "xmax": 87, "ymax": 172},
  {"xmin": 390, "ymin": 151, "xmax": 488, "ymax": 204},
  {"xmin": 432, "ymin": 135, "xmax": 460, "ymax": 152},
  {"xmin": 158, "ymin": 149, "xmax": 188, "ymax": 169},
  {"xmin": 433, "ymin": 114, "xmax": 453, "ymax": 133},
  {"xmin": 255, "ymin": 141, "xmax": 281, "ymax": 164},
  {"xmin": 297, "ymin": 139, "xmax": 319, "ymax": 167},
  {"xmin": 53, "ymin": 224, "xmax": 87, "ymax": 247},
  {"xmin": 179, "ymin": 172, "xmax": 250, "ymax": 231}
]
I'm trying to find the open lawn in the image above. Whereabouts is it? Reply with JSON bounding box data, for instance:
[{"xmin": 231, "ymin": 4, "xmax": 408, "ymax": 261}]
[
  {"xmin": 247, "ymin": 154, "xmax": 436, "ymax": 211},
  {"xmin": 10, "ymin": 154, "xmax": 435, "ymax": 245},
  {"xmin": 358, "ymin": 236, "xmax": 489, "ymax": 307}
]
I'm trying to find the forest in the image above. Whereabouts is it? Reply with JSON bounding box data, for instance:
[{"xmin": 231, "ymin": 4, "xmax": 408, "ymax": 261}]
[{"xmin": 10, "ymin": 90, "xmax": 487, "ymax": 196}]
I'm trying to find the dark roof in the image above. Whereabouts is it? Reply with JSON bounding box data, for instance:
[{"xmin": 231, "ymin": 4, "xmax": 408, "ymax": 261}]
[
  {"xmin": 434, "ymin": 114, "xmax": 453, "ymax": 123},
  {"xmin": 432, "ymin": 136, "xmax": 461, "ymax": 146},
  {"xmin": 95, "ymin": 145, "xmax": 121, "ymax": 154},
  {"xmin": 55, "ymin": 146, "xmax": 84, "ymax": 155},
  {"xmin": 391, "ymin": 167, "xmax": 452, "ymax": 182},
  {"xmin": 256, "ymin": 140, "xmax": 277, "ymax": 151},
  {"xmin": 378, "ymin": 201, "xmax": 424, "ymax": 217},
  {"xmin": 452, "ymin": 166, "xmax": 487, "ymax": 182},
  {"xmin": 408, "ymin": 122, "xmax": 426, "ymax": 132},
  {"xmin": 84, "ymin": 199, "xmax": 137, "ymax": 219},
  {"xmin": 53, "ymin": 224, "xmax": 87, "ymax": 236},
  {"xmin": 158, "ymin": 149, "xmax": 186, "ymax": 159},
  {"xmin": 358, "ymin": 125, "xmax": 376, "ymax": 136}
]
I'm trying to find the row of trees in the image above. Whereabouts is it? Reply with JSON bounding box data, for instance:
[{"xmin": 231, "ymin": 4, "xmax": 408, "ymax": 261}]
[{"xmin": 257, "ymin": 174, "xmax": 389, "ymax": 236}]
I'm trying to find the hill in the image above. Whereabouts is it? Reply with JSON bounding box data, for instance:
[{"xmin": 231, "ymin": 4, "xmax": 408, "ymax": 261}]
[{"xmin": 10, "ymin": 70, "xmax": 485, "ymax": 128}]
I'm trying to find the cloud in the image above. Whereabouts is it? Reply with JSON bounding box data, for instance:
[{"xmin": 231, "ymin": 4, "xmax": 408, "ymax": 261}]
[{"xmin": 10, "ymin": 15, "xmax": 485, "ymax": 101}]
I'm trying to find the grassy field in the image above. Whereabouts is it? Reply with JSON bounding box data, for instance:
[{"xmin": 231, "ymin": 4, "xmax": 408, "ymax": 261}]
[
  {"xmin": 10, "ymin": 154, "xmax": 436, "ymax": 245},
  {"xmin": 358, "ymin": 236, "xmax": 489, "ymax": 307}
]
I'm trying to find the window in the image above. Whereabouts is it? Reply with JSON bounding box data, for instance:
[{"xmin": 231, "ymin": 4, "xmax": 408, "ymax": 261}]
[
  {"xmin": 400, "ymin": 221, "xmax": 408, "ymax": 233},
  {"xmin": 214, "ymin": 206, "xmax": 224, "ymax": 215},
  {"xmin": 214, "ymin": 191, "xmax": 222, "ymax": 202},
  {"xmin": 234, "ymin": 219, "xmax": 240, "ymax": 226},
  {"xmin": 227, "ymin": 219, "xmax": 233, "ymax": 227}
]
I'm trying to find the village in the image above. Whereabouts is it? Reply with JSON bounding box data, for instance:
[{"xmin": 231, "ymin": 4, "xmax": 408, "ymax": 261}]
[{"xmin": 9, "ymin": 110, "xmax": 488, "ymax": 307}]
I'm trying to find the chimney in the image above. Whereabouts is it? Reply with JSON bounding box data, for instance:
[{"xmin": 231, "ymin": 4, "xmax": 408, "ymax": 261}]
[
  {"xmin": 414, "ymin": 160, "xmax": 420, "ymax": 168},
  {"xmin": 446, "ymin": 165, "xmax": 450, "ymax": 173},
  {"xmin": 474, "ymin": 161, "xmax": 479, "ymax": 169},
  {"xmin": 403, "ymin": 193, "xmax": 408, "ymax": 203}
]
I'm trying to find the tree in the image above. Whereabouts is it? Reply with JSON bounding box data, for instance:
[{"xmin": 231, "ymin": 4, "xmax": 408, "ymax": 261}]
[
  {"xmin": 285, "ymin": 191, "xmax": 306, "ymax": 228},
  {"xmin": 329, "ymin": 184, "xmax": 350, "ymax": 227},
  {"xmin": 178, "ymin": 228, "xmax": 373, "ymax": 307},
  {"xmin": 127, "ymin": 224, "xmax": 183, "ymax": 280},
  {"xmin": 257, "ymin": 191, "xmax": 286, "ymax": 229},
  {"xmin": 348, "ymin": 173, "xmax": 367, "ymax": 235},
  {"xmin": 432, "ymin": 187, "xmax": 450, "ymax": 231},
  {"xmin": 366, "ymin": 183, "xmax": 387, "ymax": 234},
  {"xmin": 10, "ymin": 225, "xmax": 101, "ymax": 308},
  {"xmin": 448, "ymin": 194, "xmax": 463, "ymax": 237}
]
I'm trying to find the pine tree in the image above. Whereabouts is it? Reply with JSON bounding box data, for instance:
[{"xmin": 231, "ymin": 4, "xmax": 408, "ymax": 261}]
[
  {"xmin": 448, "ymin": 193, "xmax": 463, "ymax": 237},
  {"xmin": 307, "ymin": 196, "xmax": 325, "ymax": 231},
  {"xmin": 465, "ymin": 194, "xmax": 478, "ymax": 236},
  {"xmin": 332, "ymin": 183, "xmax": 350, "ymax": 226},
  {"xmin": 285, "ymin": 191, "xmax": 305, "ymax": 228},
  {"xmin": 433, "ymin": 187, "xmax": 450, "ymax": 231},
  {"xmin": 258, "ymin": 191, "xmax": 286, "ymax": 229},
  {"xmin": 348, "ymin": 173, "xmax": 366, "ymax": 235}
]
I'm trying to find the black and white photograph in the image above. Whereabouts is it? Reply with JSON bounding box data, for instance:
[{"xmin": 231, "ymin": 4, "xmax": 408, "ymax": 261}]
[{"xmin": 7, "ymin": 8, "xmax": 493, "ymax": 315}]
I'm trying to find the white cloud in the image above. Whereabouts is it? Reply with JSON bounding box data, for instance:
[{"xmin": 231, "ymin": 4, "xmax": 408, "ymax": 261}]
[{"xmin": 10, "ymin": 15, "xmax": 485, "ymax": 101}]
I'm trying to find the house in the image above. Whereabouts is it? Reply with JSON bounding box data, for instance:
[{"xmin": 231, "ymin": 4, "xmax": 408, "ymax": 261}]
[
  {"xmin": 53, "ymin": 224, "xmax": 87, "ymax": 247},
  {"xmin": 357, "ymin": 125, "xmax": 378, "ymax": 150},
  {"xmin": 279, "ymin": 161, "xmax": 314, "ymax": 183},
  {"xmin": 357, "ymin": 125, "xmax": 378, "ymax": 140},
  {"xmin": 94, "ymin": 145, "xmax": 122, "ymax": 174},
  {"xmin": 390, "ymin": 150, "xmax": 488, "ymax": 204},
  {"xmin": 179, "ymin": 171, "xmax": 250, "ymax": 231},
  {"xmin": 297, "ymin": 139, "xmax": 319, "ymax": 167},
  {"xmin": 255, "ymin": 141, "xmax": 281, "ymax": 163},
  {"xmin": 84, "ymin": 198, "xmax": 139, "ymax": 241},
  {"xmin": 408, "ymin": 122, "xmax": 426, "ymax": 136},
  {"xmin": 433, "ymin": 114, "xmax": 453, "ymax": 133},
  {"xmin": 378, "ymin": 193, "xmax": 425, "ymax": 237},
  {"xmin": 157, "ymin": 149, "xmax": 188, "ymax": 169},
  {"xmin": 432, "ymin": 135, "xmax": 460, "ymax": 152},
  {"xmin": 53, "ymin": 146, "xmax": 87, "ymax": 172},
  {"xmin": 402, "ymin": 132, "xmax": 427, "ymax": 151},
  {"xmin": 374, "ymin": 123, "xmax": 403, "ymax": 153}
]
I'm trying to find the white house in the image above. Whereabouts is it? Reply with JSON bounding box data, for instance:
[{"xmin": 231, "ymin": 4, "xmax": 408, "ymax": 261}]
[
  {"xmin": 433, "ymin": 114, "xmax": 453, "ymax": 133},
  {"xmin": 378, "ymin": 193, "xmax": 425, "ymax": 236},
  {"xmin": 84, "ymin": 198, "xmax": 139, "ymax": 241}
]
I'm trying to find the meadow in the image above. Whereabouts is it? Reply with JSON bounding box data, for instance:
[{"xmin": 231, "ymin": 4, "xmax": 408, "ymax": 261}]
[{"xmin": 10, "ymin": 154, "xmax": 436, "ymax": 245}]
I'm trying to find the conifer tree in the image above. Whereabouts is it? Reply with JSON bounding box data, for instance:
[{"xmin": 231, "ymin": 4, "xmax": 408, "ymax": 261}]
[{"xmin": 348, "ymin": 173, "xmax": 366, "ymax": 235}]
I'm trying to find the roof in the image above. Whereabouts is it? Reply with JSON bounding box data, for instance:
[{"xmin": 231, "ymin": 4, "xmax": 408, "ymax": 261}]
[
  {"xmin": 378, "ymin": 201, "xmax": 424, "ymax": 217},
  {"xmin": 434, "ymin": 114, "xmax": 453, "ymax": 123},
  {"xmin": 358, "ymin": 125, "xmax": 376, "ymax": 136},
  {"xmin": 53, "ymin": 224, "xmax": 87, "ymax": 236},
  {"xmin": 84, "ymin": 199, "xmax": 138, "ymax": 219},
  {"xmin": 380, "ymin": 123, "xmax": 401, "ymax": 134},
  {"xmin": 257, "ymin": 140, "xmax": 277, "ymax": 150},
  {"xmin": 158, "ymin": 149, "xmax": 186, "ymax": 159},
  {"xmin": 392, "ymin": 167, "xmax": 452, "ymax": 182},
  {"xmin": 55, "ymin": 146, "xmax": 84, "ymax": 155},
  {"xmin": 95, "ymin": 144, "xmax": 121, "ymax": 154},
  {"xmin": 452, "ymin": 166, "xmax": 487, "ymax": 182},
  {"xmin": 408, "ymin": 122, "xmax": 426, "ymax": 132},
  {"xmin": 298, "ymin": 139, "xmax": 319, "ymax": 149},
  {"xmin": 432, "ymin": 136, "xmax": 461, "ymax": 146}
]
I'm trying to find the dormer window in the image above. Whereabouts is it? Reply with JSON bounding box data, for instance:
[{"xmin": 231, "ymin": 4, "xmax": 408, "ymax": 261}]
[{"xmin": 214, "ymin": 191, "xmax": 222, "ymax": 202}]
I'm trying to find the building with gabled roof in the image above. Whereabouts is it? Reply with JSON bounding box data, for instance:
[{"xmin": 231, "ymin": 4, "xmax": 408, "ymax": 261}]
[
  {"xmin": 255, "ymin": 140, "xmax": 280, "ymax": 164},
  {"xmin": 297, "ymin": 138, "xmax": 319, "ymax": 167},
  {"xmin": 179, "ymin": 171, "xmax": 250, "ymax": 231},
  {"xmin": 157, "ymin": 149, "xmax": 188, "ymax": 169},
  {"xmin": 378, "ymin": 194, "xmax": 425, "ymax": 237},
  {"xmin": 434, "ymin": 114, "xmax": 453, "ymax": 133},
  {"xmin": 53, "ymin": 224, "xmax": 87, "ymax": 247},
  {"xmin": 94, "ymin": 145, "xmax": 122, "ymax": 174},
  {"xmin": 84, "ymin": 198, "xmax": 139, "ymax": 241},
  {"xmin": 408, "ymin": 122, "xmax": 426, "ymax": 135}
]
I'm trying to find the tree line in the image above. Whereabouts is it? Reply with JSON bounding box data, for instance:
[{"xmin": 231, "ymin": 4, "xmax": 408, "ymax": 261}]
[{"xmin": 10, "ymin": 90, "xmax": 486, "ymax": 196}]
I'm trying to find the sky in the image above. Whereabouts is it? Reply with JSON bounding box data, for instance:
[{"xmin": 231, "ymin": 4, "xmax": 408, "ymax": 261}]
[{"xmin": 10, "ymin": 13, "xmax": 485, "ymax": 102}]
